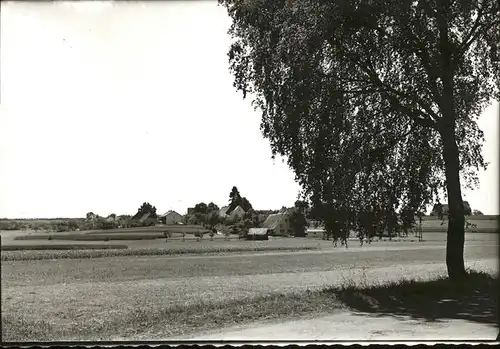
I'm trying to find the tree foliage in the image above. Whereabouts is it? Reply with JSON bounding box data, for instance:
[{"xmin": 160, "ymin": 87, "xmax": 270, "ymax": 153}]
[
  {"xmin": 194, "ymin": 202, "xmax": 209, "ymax": 215},
  {"xmin": 134, "ymin": 202, "xmax": 157, "ymax": 219},
  {"xmin": 220, "ymin": 0, "xmax": 499, "ymax": 279},
  {"xmin": 229, "ymin": 186, "xmax": 241, "ymax": 206},
  {"xmin": 228, "ymin": 186, "xmax": 253, "ymax": 212},
  {"xmin": 207, "ymin": 202, "xmax": 220, "ymax": 213}
]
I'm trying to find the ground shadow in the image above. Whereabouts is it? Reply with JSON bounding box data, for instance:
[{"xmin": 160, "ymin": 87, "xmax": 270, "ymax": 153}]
[{"xmin": 331, "ymin": 271, "xmax": 498, "ymax": 325}]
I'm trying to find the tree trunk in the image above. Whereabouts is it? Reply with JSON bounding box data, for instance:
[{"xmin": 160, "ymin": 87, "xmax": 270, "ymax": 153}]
[
  {"xmin": 435, "ymin": 4, "xmax": 467, "ymax": 279},
  {"xmin": 440, "ymin": 125, "xmax": 467, "ymax": 280}
]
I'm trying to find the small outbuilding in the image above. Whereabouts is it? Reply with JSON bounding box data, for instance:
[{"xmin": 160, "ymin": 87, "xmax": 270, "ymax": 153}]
[{"xmin": 246, "ymin": 228, "xmax": 269, "ymax": 240}]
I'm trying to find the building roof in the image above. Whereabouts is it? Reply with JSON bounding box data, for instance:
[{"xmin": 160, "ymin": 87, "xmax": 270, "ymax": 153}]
[
  {"xmin": 160, "ymin": 210, "xmax": 181, "ymax": 218},
  {"xmin": 262, "ymin": 213, "xmax": 284, "ymax": 230},
  {"xmin": 230, "ymin": 205, "xmax": 245, "ymax": 214},
  {"xmin": 138, "ymin": 212, "xmax": 151, "ymax": 222},
  {"xmin": 262, "ymin": 208, "xmax": 296, "ymax": 229},
  {"xmin": 248, "ymin": 228, "xmax": 268, "ymax": 235},
  {"xmin": 219, "ymin": 206, "xmax": 230, "ymax": 216}
]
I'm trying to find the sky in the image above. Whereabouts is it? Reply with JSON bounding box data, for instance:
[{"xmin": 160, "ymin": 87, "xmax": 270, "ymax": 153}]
[{"xmin": 0, "ymin": 1, "xmax": 498, "ymax": 219}]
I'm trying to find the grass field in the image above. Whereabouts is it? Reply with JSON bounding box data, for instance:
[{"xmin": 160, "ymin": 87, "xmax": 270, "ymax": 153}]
[
  {"xmin": 2, "ymin": 226, "xmax": 497, "ymax": 258},
  {"xmin": 2, "ymin": 238, "xmax": 496, "ymax": 341},
  {"xmin": 4, "ymin": 270, "xmax": 496, "ymax": 341},
  {"xmin": 307, "ymin": 216, "xmax": 498, "ymax": 234},
  {"xmin": 1, "ymin": 237, "xmax": 327, "ymax": 261}
]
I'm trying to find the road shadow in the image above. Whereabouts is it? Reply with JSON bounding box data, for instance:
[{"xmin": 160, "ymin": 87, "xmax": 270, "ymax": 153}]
[{"xmin": 331, "ymin": 271, "xmax": 498, "ymax": 325}]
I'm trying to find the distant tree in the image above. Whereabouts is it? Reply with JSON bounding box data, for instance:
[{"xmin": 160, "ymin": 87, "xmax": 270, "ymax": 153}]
[
  {"xmin": 289, "ymin": 209, "xmax": 308, "ymax": 237},
  {"xmin": 142, "ymin": 217, "xmax": 157, "ymax": 227},
  {"xmin": 187, "ymin": 215, "xmax": 198, "ymax": 225},
  {"xmin": 241, "ymin": 209, "xmax": 260, "ymax": 232},
  {"xmin": 117, "ymin": 215, "xmax": 131, "ymax": 228},
  {"xmin": 431, "ymin": 203, "xmax": 445, "ymax": 219},
  {"xmin": 400, "ymin": 208, "xmax": 416, "ymax": 237},
  {"xmin": 463, "ymin": 201, "xmax": 472, "ymax": 216},
  {"xmin": 194, "ymin": 202, "xmax": 208, "ymax": 214},
  {"xmin": 240, "ymin": 197, "xmax": 253, "ymax": 212},
  {"xmin": 67, "ymin": 219, "xmax": 80, "ymax": 231},
  {"xmin": 472, "ymin": 209, "xmax": 484, "ymax": 216},
  {"xmin": 227, "ymin": 186, "xmax": 253, "ymax": 213},
  {"xmin": 294, "ymin": 200, "xmax": 310, "ymax": 212},
  {"xmin": 108, "ymin": 213, "xmax": 117, "ymax": 220},
  {"xmin": 207, "ymin": 202, "xmax": 220, "ymax": 214},
  {"xmin": 205, "ymin": 211, "xmax": 221, "ymax": 231},
  {"xmin": 229, "ymin": 186, "xmax": 241, "ymax": 206},
  {"xmin": 86, "ymin": 212, "xmax": 95, "ymax": 221},
  {"xmin": 134, "ymin": 202, "xmax": 157, "ymax": 219}
]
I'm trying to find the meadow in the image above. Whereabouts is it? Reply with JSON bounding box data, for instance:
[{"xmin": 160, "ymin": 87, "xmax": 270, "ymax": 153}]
[
  {"xmin": 1, "ymin": 215, "xmax": 497, "ymax": 341},
  {"xmin": 2, "ymin": 237, "xmax": 497, "ymax": 341}
]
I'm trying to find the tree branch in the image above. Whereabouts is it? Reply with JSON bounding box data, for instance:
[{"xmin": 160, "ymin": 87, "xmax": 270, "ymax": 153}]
[
  {"xmin": 457, "ymin": 3, "xmax": 485, "ymax": 55},
  {"xmin": 359, "ymin": 60, "xmax": 440, "ymax": 127},
  {"xmin": 404, "ymin": 29, "xmax": 443, "ymax": 108},
  {"xmin": 456, "ymin": 19, "xmax": 500, "ymax": 58}
]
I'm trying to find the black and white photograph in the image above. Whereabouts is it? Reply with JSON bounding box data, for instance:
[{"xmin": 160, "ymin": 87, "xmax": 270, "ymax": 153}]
[{"xmin": 0, "ymin": 0, "xmax": 499, "ymax": 344}]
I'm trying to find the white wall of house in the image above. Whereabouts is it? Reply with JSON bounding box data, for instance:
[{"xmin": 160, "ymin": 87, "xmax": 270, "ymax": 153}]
[{"xmin": 164, "ymin": 211, "xmax": 182, "ymax": 224}]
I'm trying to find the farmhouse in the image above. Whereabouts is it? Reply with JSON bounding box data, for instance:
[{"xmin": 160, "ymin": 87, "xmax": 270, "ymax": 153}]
[
  {"xmin": 229, "ymin": 205, "xmax": 246, "ymax": 220},
  {"xmin": 159, "ymin": 210, "xmax": 182, "ymax": 225},
  {"xmin": 262, "ymin": 208, "xmax": 295, "ymax": 236},
  {"xmin": 247, "ymin": 227, "xmax": 269, "ymax": 240},
  {"xmin": 219, "ymin": 205, "xmax": 247, "ymax": 220}
]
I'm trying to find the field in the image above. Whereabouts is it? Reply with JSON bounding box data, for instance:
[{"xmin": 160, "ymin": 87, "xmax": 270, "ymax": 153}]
[
  {"xmin": 1, "ymin": 225, "xmax": 498, "ymax": 341},
  {"xmin": 308, "ymin": 215, "xmax": 498, "ymax": 234}
]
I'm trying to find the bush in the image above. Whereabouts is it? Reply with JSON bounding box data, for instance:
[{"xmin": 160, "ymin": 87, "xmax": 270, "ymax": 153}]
[
  {"xmin": 56, "ymin": 224, "xmax": 69, "ymax": 232},
  {"xmin": 0, "ymin": 221, "xmax": 26, "ymax": 230},
  {"xmin": 67, "ymin": 219, "xmax": 80, "ymax": 231}
]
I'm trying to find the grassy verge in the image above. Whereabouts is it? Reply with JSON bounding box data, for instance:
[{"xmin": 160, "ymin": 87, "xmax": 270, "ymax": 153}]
[
  {"xmin": 1, "ymin": 245, "xmax": 320, "ymax": 261},
  {"xmin": 2, "ymin": 270, "xmax": 496, "ymax": 341},
  {"xmin": 330, "ymin": 269, "xmax": 498, "ymax": 325}
]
